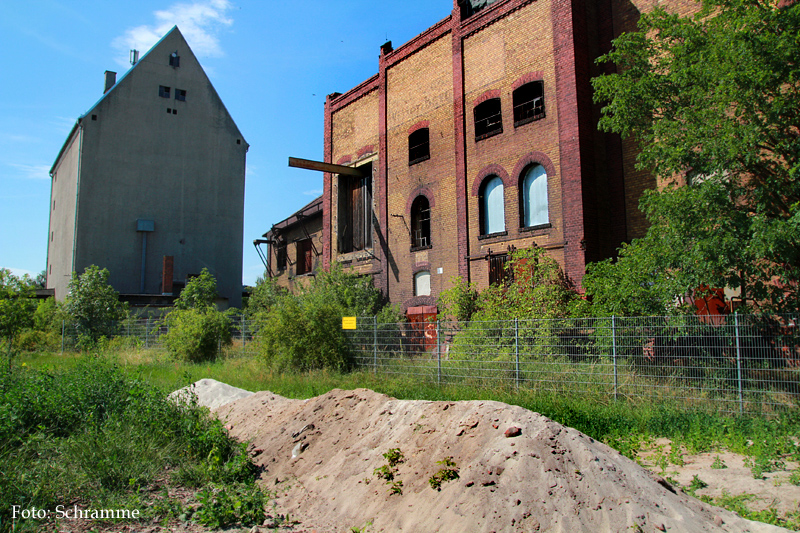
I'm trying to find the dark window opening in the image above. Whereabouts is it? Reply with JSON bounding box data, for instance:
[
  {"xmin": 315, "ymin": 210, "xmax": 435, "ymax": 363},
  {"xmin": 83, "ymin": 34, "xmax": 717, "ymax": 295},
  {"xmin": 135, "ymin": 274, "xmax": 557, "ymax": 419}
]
[
  {"xmin": 410, "ymin": 195, "xmax": 431, "ymax": 249},
  {"xmin": 167, "ymin": 108, "xmax": 172, "ymax": 113},
  {"xmin": 175, "ymin": 89, "xmax": 187, "ymax": 102},
  {"xmin": 169, "ymin": 52, "xmax": 180, "ymax": 68},
  {"xmin": 236, "ymin": 139, "xmax": 241, "ymax": 145},
  {"xmin": 474, "ymin": 98, "xmax": 503, "ymax": 140},
  {"xmin": 91, "ymin": 114, "xmax": 97, "ymax": 121},
  {"xmin": 276, "ymin": 242, "xmax": 287, "ymax": 270},
  {"xmin": 159, "ymin": 85, "xmax": 171, "ymax": 98},
  {"xmin": 172, "ymin": 109, "xmax": 178, "ymax": 115},
  {"xmin": 489, "ymin": 253, "xmax": 511, "ymax": 286},
  {"xmin": 408, "ymin": 128, "xmax": 430, "ymax": 165},
  {"xmin": 337, "ymin": 163, "xmax": 373, "ymax": 254},
  {"xmin": 459, "ymin": 0, "xmax": 501, "ymax": 20},
  {"xmin": 296, "ymin": 239, "xmax": 314, "ymax": 276},
  {"xmin": 513, "ymin": 81, "xmax": 545, "ymax": 126}
]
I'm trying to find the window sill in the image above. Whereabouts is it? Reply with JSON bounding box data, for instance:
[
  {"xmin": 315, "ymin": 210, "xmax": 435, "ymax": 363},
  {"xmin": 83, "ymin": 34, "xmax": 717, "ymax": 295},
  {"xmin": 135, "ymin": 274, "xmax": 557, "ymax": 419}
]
[
  {"xmin": 409, "ymin": 155, "xmax": 430, "ymax": 166},
  {"xmin": 478, "ymin": 230, "xmax": 508, "ymax": 241},
  {"xmin": 410, "ymin": 244, "xmax": 433, "ymax": 253},
  {"xmin": 520, "ymin": 223, "xmax": 551, "ymax": 233},
  {"xmin": 475, "ymin": 128, "xmax": 503, "ymax": 142},
  {"xmin": 514, "ymin": 113, "xmax": 545, "ymax": 128}
]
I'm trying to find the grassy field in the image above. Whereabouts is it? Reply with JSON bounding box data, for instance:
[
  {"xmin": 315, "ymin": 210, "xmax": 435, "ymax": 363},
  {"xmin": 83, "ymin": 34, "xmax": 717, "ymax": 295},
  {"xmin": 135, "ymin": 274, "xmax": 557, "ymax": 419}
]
[{"xmin": 14, "ymin": 346, "xmax": 800, "ymax": 530}]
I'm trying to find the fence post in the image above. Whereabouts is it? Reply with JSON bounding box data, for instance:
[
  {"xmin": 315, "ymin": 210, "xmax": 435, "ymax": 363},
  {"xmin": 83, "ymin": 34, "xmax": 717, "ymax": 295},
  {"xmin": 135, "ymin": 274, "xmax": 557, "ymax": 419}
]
[
  {"xmin": 61, "ymin": 319, "xmax": 65, "ymax": 354},
  {"xmin": 242, "ymin": 317, "xmax": 247, "ymax": 350},
  {"xmin": 373, "ymin": 316, "xmax": 378, "ymax": 374},
  {"xmin": 514, "ymin": 318, "xmax": 520, "ymax": 391},
  {"xmin": 145, "ymin": 318, "xmax": 149, "ymax": 348},
  {"xmin": 735, "ymin": 312, "xmax": 743, "ymax": 414},
  {"xmin": 612, "ymin": 315, "xmax": 618, "ymax": 401},
  {"xmin": 437, "ymin": 320, "xmax": 441, "ymax": 386}
]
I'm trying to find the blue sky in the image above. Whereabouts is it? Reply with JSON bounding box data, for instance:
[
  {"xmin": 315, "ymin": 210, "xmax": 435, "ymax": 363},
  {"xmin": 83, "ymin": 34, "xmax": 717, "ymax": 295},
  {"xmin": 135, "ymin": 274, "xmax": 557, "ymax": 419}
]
[{"xmin": 0, "ymin": 0, "xmax": 451, "ymax": 286}]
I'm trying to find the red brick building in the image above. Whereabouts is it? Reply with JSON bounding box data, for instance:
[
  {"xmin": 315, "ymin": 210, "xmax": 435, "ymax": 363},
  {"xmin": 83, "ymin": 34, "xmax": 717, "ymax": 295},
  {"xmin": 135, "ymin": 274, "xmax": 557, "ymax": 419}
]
[{"xmin": 268, "ymin": 0, "xmax": 699, "ymax": 315}]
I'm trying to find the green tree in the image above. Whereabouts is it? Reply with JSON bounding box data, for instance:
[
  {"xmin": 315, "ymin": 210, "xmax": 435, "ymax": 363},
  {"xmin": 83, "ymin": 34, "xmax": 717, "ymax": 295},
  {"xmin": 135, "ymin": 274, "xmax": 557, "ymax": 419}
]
[
  {"xmin": 63, "ymin": 266, "xmax": 127, "ymax": 346},
  {"xmin": 174, "ymin": 268, "xmax": 218, "ymax": 310},
  {"xmin": 0, "ymin": 269, "xmax": 36, "ymax": 371},
  {"xmin": 589, "ymin": 0, "xmax": 800, "ymax": 314},
  {"xmin": 163, "ymin": 269, "xmax": 232, "ymax": 362}
]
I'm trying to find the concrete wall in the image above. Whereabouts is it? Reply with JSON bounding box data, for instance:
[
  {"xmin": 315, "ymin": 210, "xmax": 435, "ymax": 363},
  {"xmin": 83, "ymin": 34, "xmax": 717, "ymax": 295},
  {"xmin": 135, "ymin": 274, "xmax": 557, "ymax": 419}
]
[
  {"xmin": 48, "ymin": 28, "xmax": 246, "ymax": 307},
  {"xmin": 47, "ymin": 128, "xmax": 81, "ymax": 300}
]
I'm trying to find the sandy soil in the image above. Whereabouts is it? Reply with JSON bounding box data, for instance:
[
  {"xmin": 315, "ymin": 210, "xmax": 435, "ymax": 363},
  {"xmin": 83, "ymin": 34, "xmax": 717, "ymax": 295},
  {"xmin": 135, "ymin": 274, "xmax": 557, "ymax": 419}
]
[{"xmin": 213, "ymin": 388, "xmax": 793, "ymax": 532}]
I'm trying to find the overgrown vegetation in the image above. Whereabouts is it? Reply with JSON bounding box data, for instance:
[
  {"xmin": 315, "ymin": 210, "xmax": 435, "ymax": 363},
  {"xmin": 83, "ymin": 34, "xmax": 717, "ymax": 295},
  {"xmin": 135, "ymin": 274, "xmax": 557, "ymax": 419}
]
[
  {"xmin": 589, "ymin": 0, "xmax": 800, "ymax": 315},
  {"xmin": 254, "ymin": 264, "xmax": 400, "ymax": 372},
  {"xmin": 162, "ymin": 268, "xmax": 232, "ymax": 363},
  {"xmin": 63, "ymin": 265, "xmax": 128, "ymax": 347},
  {"xmin": 0, "ymin": 358, "xmax": 266, "ymax": 532}
]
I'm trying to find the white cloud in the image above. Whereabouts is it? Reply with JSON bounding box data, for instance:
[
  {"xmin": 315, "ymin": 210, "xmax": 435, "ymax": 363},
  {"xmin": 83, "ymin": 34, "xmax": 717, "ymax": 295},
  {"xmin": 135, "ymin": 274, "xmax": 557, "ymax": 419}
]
[
  {"xmin": 303, "ymin": 189, "xmax": 323, "ymax": 196},
  {"xmin": 112, "ymin": 0, "xmax": 233, "ymax": 67},
  {"xmin": 3, "ymin": 267, "xmax": 36, "ymax": 279},
  {"xmin": 9, "ymin": 163, "xmax": 52, "ymax": 180}
]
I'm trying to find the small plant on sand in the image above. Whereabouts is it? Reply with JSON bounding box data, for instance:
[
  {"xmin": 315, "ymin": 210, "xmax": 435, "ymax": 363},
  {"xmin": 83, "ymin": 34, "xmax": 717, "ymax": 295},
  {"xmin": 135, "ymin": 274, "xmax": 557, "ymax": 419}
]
[
  {"xmin": 686, "ymin": 475, "xmax": 708, "ymax": 496},
  {"xmin": 711, "ymin": 456, "xmax": 727, "ymax": 469},
  {"xmin": 429, "ymin": 457, "xmax": 460, "ymax": 491},
  {"xmin": 374, "ymin": 448, "xmax": 404, "ymax": 495},
  {"xmin": 789, "ymin": 469, "xmax": 800, "ymax": 486}
]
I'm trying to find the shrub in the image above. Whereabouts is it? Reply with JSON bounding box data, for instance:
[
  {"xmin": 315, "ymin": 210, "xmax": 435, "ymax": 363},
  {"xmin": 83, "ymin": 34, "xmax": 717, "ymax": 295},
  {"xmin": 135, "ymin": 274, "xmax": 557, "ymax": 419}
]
[
  {"xmin": 62, "ymin": 266, "xmax": 127, "ymax": 347},
  {"xmin": 163, "ymin": 308, "xmax": 232, "ymax": 363}
]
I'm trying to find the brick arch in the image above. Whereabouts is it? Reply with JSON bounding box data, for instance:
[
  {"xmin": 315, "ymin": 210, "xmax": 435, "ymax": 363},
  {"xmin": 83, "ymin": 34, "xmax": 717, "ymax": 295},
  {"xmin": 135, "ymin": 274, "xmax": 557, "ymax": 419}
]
[
  {"xmin": 512, "ymin": 152, "xmax": 556, "ymax": 181},
  {"xmin": 357, "ymin": 144, "xmax": 375, "ymax": 159},
  {"xmin": 408, "ymin": 120, "xmax": 430, "ymax": 135},
  {"xmin": 402, "ymin": 296, "xmax": 437, "ymax": 314},
  {"xmin": 512, "ymin": 72, "xmax": 545, "ymax": 92},
  {"xmin": 472, "ymin": 88, "xmax": 501, "ymax": 108},
  {"xmin": 405, "ymin": 186, "xmax": 436, "ymax": 216},
  {"xmin": 412, "ymin": 262, "xmax": 431, "ymax": 275},
  {"xmin": 336, "ymin": 155, "xmax": 352, "ymax": 166},
  {"xmin": 470, "ymin": 164, "xmax": 511, "ymax": 197}
]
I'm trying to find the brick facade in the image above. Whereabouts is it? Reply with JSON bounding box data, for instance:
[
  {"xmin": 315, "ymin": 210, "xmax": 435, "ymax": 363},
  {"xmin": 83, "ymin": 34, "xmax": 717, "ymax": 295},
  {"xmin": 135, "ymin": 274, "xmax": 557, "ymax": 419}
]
[{"xmin": 275, "ymin": 0, "xmax": 699, "ymax": 314}]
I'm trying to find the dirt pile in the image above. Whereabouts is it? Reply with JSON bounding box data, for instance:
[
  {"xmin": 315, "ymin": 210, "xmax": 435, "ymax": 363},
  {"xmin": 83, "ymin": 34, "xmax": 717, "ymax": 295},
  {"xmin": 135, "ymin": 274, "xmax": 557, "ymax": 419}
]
[{"xmin": 214, "ymin": 388, "xmax": 789, "ymax": 533}]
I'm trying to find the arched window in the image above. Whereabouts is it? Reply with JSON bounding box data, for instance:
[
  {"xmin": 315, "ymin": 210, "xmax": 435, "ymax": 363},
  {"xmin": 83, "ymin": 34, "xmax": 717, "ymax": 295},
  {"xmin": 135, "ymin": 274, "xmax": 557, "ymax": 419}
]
[
  {"xmin": 480, "ymin": 176, "xmax": 505, "ymax": 235},
  {"xmin": 521, "ymin": 164, "xmax": 549, "ymax": 227},
  {"xmin": 414, "ymin": 271, "xmax": 431, "ymax": 296},
  {"xmin": 513, "ymin": 81, "xmax": 545, "ymax": 126},
  {"xmin": 474, "ymin": 98, "xmax": 503, "ymax": 140},
  {"xmin": 409, "ymin": 128, "xmax": 430, "ymax": 164},
  {"xmin": 410, "ymin": 195, "xmax": 431, "ymax": 248}
]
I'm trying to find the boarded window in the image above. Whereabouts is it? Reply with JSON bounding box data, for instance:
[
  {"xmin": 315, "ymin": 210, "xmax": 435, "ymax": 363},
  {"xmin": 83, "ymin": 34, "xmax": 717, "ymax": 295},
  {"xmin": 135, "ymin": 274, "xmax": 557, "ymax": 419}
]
[
  {"xmin": 513, "ymin": 81, "xmax": 545, "ymax": 126},
  {"xmin": 474, "ymin": 98, "xmax": 503, "ymax": 140},
  {"xmin": 489, "ymin": 253, "xmax": 511, "ymax": 286},
  {"xmin": 480, "ymin": 176, "xmax": 505, "ymax": 235},
  {"xmin": 409, "ymin": 128, "xmax": 430, "ymax": 164},
  {"xmin": 414, "ymin": 271, "xmax": 431, "ymax": 297},
  {"xmin": 521, "ymin": 164, "xmax": 549, "ymax": 227},
  {"xmin": 296, "ymin": 238, "xmax": 314, "ymax": 275},
  {"xmin": 338, "ymin": 163, "xmax": 373, "ymax": 253},
  {"xmin": 410, "ymin": 195, "xmax": 431, "ymax": 248}
]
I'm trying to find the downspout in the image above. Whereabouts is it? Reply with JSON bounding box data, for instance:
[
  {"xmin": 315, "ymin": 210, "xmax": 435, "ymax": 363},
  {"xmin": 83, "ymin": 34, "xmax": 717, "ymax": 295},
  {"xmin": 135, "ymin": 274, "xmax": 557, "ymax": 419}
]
[{"xmin": 72, "ymin": 120, "xmax": 84, "ymax": 279}]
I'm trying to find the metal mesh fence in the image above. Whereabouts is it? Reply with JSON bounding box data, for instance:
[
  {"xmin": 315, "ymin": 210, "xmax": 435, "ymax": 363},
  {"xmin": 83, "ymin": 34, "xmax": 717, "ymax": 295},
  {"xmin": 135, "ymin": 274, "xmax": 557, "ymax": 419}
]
[
  {"xmin": 60, "ymin": 316, "xmax": 261, "ymax": 357},
  {"xmin": 345, "ymin": 314, "xmax": 800, "ymax": 415}
]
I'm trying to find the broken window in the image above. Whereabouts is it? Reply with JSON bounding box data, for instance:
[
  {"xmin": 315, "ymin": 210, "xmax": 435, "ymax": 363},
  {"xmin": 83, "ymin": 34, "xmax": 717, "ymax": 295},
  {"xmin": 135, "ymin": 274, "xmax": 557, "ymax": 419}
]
[
  {"xmin": 513, "ymin": 81, "xmax": 545, "ymax": 126},
  {"xmin": 296, "ymin": 238, "xmax": 314, "ymax": 276},
  {"xmin": 276, "ymin": 241, "xmax": 287, "ymax": 271},
  {"xmin": 410, "ymin": 195, "xmax": 432, "ymax": 249},
  {"xmin": 409, "ymin": 128, "xmax": 430, "ymax": 165},
  {"xmin": 337, "ymin": 163, "xmax": 373, "ymax": 253},
  {"xmin": 521, "ymin": 164, "xmax": 549, "ymax": 227},
  {"xmin": 474, "ymin": 98, "xmax": 503, "ymax": 140},
  {"xmin": 175, "ymin": 89, "xmax": 187, "ymax": 102},
  {"xmin": 459, "ymin": 0, "xmax": 501, "ymax": 20}
]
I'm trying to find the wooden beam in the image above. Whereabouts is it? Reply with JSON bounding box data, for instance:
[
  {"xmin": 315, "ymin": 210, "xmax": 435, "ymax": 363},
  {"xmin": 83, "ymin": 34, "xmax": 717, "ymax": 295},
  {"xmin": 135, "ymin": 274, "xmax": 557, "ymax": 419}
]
[{"xmin": 288, "ymin": 157, "xmax": 365, "ymax": 177}]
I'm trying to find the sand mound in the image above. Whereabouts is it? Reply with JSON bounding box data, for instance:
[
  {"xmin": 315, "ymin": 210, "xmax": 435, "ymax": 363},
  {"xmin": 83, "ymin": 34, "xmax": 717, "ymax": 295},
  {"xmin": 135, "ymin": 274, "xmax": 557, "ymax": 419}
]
[
  {"xmin": 169, "ymin": 378, "xmax": 254, "ymax": 410},
  {"xmin": 212, "ymin": 388, "xmax": 789, "ymax": 533}
]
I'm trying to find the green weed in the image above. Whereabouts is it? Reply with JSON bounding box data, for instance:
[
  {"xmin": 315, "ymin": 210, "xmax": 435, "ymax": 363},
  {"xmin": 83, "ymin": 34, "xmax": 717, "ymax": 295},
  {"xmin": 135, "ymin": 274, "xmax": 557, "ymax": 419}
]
[{"xmin": 429, "ymin": 457, "xmax": 460, "ymax": 491}]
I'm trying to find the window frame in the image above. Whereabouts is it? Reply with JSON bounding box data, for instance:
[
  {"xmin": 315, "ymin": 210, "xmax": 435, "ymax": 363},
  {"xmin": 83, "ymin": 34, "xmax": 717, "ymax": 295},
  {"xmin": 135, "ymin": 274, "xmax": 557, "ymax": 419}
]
[
  {"xmin": 175, "ymin": 89, "xmax": 187, "ymax": 102},
  {"xmin": 474, "ymin": 98, "xmax": 503, "ymax": 141},
  {"xmin": 520, "ymin": 164, "xmax": 550, "ymax": 229},
  {"xmin": 408, "ymin": 128, "xmax": 430, "ymax": 165},
  {"xmin": 337, "ymin": 163, "xmax": 373, "ymax": 254},
  {"xmin": 410, "ymin": 195, "xmax": 432, "ymax": 250},
  {"xmin": 295, "ymin": 238, "xmax": 314, "ymax": 276},
  {"xmin": 479, "ymin": 175, "xmax": 506, "ymax": 237},
  {"xmin": 158, "ymin": 85, "xmax": 171, "ymax": 98},
  {"xmin": 513, "ymin": 81, "xmax": 546, "ymax": 127}
]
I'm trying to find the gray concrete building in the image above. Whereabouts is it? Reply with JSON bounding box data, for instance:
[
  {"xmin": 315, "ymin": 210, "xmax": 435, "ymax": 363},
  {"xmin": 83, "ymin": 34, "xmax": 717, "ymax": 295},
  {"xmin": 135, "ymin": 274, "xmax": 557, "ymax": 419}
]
[{"xmin": 47, "ymin": 27, "xmax": 247, "ymax": 308}]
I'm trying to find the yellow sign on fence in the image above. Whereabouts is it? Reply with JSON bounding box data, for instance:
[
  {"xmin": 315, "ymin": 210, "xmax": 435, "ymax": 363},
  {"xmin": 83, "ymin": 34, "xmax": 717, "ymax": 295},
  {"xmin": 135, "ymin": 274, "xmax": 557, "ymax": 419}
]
[{"xmin": 342, "ymin": 317, "xmax": 357, "ymax": 330}]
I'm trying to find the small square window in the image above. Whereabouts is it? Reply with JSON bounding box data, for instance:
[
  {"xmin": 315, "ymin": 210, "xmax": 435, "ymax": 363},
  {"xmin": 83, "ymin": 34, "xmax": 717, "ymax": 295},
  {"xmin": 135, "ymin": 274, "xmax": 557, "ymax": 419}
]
[
  {"xmin": 159, "ymin": 86, "xmax": 171, "ymax": 98},
  {"xmin": 175, "ymin": 89, "xmax": 186, "ymax": 102},
  {"xmin": 169, "ymin": 52, "xmax": 180, "ymax": 68},
  {"xmin": 167, "ymin": 108, "xmax": 172, "ymax": 113},
  {"xmin": 172, "ymin": 109, "xmax": 178, "ymax": 115},
  {"xmin": 91, "ymin": 114, "xmax": 97, "ymax": 121}
]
